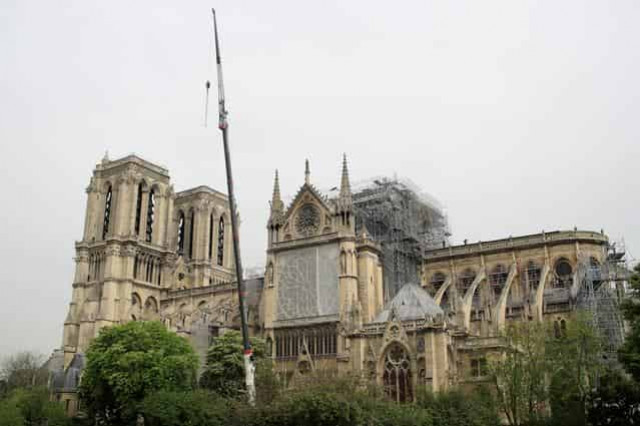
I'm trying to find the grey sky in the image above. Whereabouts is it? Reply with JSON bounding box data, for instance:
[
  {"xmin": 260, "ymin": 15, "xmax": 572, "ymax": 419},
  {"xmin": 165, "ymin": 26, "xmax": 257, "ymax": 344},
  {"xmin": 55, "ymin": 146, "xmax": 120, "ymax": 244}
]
[{"xmin": 1, "ymin": 0, "xmax": 638, "ymax": 358}]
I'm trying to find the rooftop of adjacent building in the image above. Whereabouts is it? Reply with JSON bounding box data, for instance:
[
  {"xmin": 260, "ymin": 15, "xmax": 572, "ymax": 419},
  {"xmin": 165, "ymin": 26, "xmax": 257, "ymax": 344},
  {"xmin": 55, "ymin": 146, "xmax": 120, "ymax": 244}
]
[
  {"xmin": 424, "ymin": 229, "xmax": 609, "ymax": 261},
  {"xmin": 373, "ymin": 282, "xmax": 444, "ymax": 323}
]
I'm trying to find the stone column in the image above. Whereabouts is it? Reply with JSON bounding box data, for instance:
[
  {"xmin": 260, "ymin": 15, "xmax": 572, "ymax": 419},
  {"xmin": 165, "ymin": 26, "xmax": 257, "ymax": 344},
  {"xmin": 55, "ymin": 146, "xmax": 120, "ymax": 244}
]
[{"xmin": 83, "ymin": 180, "xmax": 98, "ymax": 241}]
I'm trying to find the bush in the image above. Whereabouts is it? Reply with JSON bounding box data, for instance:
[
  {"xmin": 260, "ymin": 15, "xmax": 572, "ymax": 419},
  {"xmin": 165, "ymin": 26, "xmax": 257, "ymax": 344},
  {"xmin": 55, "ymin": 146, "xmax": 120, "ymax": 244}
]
[
  {"xmin": 141, "ymin": 390, "xmax": 231, "ymax": 426},
  {"xmin": 416, "ymin": 387, "xmax": 500, "ymax": 426},
  {"xmin": 0, "ymin": 387, "xmax": 69, "ymax": 426}
]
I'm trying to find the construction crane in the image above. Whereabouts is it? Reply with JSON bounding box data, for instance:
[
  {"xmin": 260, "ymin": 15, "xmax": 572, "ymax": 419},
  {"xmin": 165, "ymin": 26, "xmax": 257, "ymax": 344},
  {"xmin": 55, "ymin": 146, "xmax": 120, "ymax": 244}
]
[{"xmin": 210, "ymin": 8, "xmax": 256, "ymax": 405}]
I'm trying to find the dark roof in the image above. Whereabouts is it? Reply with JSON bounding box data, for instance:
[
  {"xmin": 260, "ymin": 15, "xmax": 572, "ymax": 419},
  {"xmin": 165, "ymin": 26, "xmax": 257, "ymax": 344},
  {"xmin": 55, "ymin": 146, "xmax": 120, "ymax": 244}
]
[{"xmin": 51, "ymin": 353, "xmax": 85, "ymax": 392}]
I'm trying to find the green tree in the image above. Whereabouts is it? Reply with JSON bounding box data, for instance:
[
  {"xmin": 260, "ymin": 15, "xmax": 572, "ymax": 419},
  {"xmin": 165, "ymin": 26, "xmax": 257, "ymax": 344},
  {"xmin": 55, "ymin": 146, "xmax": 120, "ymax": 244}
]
[
  {"xmin": 79, "ymin": 321, "xmax": 198, "ymax": 425},
  {"xmin": 0, "ymin": 352, "xmax": 48, "ymax": 393},
  {"xmin": 490, "ymin": 315, "xmax": 601, "ymax": 426},
  {"xmin": 619, "ymin": 263, "xmax": 640, "ymax": 381},
  {"xmin": 546, "ymin": 313, "xmax": 601, "ymax": 426},
  {"xmin": 199, "ymin": 330, "xmax": 266, "ymax": 398},
  {"xmin": 587, "ymin": 368, "xmax": 640, "ymax": 426},
  {"xmin": 490, "ymin": 320, "xmax": 549, "ymax": 426}
]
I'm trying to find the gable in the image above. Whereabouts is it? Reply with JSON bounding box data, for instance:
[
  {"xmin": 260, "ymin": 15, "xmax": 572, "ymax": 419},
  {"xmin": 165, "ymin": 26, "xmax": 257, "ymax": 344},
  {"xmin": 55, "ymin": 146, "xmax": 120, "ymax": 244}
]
[{"xmin": 281, "ymin": 184, "xmax": 335, "ymax": 239}]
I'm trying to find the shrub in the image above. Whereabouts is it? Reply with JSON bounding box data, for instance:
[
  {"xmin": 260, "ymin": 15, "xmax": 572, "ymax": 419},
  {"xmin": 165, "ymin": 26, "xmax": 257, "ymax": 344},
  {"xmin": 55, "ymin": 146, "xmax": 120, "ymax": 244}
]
[
  {"xmin": 0, "ymin": 387, "xmax": 69, "ymax": 426},
  {"xmin": 141, "ymin": 390, "xmax": 231, "ymax": 426}
]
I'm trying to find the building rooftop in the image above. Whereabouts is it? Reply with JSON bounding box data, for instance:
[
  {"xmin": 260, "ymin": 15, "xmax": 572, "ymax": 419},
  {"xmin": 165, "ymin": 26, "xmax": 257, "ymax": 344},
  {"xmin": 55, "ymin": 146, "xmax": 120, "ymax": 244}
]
[
  {"xmin": 424, "ymin": 229, "xmax": 609, "ymax": 261},
  {"xmin": 373, "ymin": 283, "xmax": 444, "ymax": 323}
]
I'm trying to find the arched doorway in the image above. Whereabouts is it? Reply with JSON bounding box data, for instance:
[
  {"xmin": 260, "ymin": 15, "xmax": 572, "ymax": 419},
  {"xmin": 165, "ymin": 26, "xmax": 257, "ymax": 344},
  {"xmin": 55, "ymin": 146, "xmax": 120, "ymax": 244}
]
[{"xmin": 382, "ymin": 343, "xmax": 412, "ymax": 402}]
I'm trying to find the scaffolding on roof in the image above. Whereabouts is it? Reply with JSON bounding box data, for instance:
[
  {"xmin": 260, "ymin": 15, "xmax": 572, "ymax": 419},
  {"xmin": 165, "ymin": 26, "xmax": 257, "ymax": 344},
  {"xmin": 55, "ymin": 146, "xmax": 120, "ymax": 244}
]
[
  {"xmin": 576, "ymin": 242, "xmax": 629, "ymax": 367},
  {"xmin": 351, "ymin": 177, "xmax": 450, "ymax": 300}
]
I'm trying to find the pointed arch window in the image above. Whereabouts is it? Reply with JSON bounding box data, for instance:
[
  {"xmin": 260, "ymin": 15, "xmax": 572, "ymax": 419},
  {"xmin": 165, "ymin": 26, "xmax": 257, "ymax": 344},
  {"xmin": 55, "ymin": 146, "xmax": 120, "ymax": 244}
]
[
  {"xmin": 188, "ymin": 210, "xmax": 195, "ymax": 259},
  {"xmin": 134, "ymin": 183, "xmax": 144, "ymax": 235},
  {"xmin": 429, "ymin": 272, "xmax": 447, "ymax": 295},
  {"xmin": 145, "ymin": 189, "xmax": 155, "ymax": 242},
  {"xmin": 217, "ymin": 216, "xmax": 225, "ymax": 266},
  {"xmin": 209, "ymin": 213, "xmax": 214, "ymax": 259},
  {"xmin": 102, "ymin": 185, "xmax": 113, "ymax": 240},
  {"xmin": 526, "ymin": 261, "xmax": 541, "ymax": 290},
  {"xmin": 458, "ymin": 268, "xmax": 476, "ymax": 296},
  {"xmin": 177, "ymin": 212, "xmax": 185, "ymax": 255},
  {"xmin": 553, "ymin": 259, "xmax": 573, "ymax": 288},
  {"xmin": 382, "ymin": 343, "xmax": 412, "ymax": 403}
]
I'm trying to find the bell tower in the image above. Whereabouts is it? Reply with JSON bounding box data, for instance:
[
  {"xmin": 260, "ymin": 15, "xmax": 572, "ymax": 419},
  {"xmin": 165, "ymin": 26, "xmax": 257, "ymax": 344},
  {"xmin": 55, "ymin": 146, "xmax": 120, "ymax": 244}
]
[{"xmin": 62, "ymin": 155, "xmax": 173, "ymax": 367}]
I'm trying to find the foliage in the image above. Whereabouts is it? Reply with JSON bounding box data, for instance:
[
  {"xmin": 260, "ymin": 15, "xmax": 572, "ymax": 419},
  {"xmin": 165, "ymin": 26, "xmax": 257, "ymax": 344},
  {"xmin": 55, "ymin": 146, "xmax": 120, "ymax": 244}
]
[
  {"xmin": 140, "ymin": 390, "xmax": 229, "ymax": 426},
  {"xmin": 416, "ymin": 386, "xmax": 500, "ymax": 426},
  {"xmin": 0, "ymin": 387, "xmax": 69, "ymax": 426},
  {"xmin": 489, "ymin": 315, "xmax": 602, "ymax": 426},
  {"xmin": 230, "ymin": 376, "xmax": 500, "ymax": 426},
  {"xmin": 587, "ymin": 368, "xmax": 640, "ymax": 426},
  {"xmin": 620, "ymin": 263, "xmax": 640, "ymax": 382},
  {"xmin": 199, "ymin": 330, "xmax": 266, "ymax": 398},
  {"xmin": 546, "ymin": 312, "xmax": 601, "ymax": 426},
  {"xmin": 489, "ymin": 320, "xmax": 549, "ymax": 426},
  {"xmin": 79, "ymin": 321, "xmax": 198, "ymax": 425},
  {"xmin": 0, "ymin": 352, "xmax": 48, "ymax": 393}
]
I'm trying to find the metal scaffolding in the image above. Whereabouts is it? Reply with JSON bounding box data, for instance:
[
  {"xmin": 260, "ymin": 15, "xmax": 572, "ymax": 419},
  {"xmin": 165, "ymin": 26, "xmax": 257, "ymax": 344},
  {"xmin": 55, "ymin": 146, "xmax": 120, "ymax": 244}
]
[
  {"xmin": 351, "ymin": 177, "xmax": 450, "ymax": 300},
  {"xmin": 576, "ymin": 243, "xmax": 629, "ymax": 365}
]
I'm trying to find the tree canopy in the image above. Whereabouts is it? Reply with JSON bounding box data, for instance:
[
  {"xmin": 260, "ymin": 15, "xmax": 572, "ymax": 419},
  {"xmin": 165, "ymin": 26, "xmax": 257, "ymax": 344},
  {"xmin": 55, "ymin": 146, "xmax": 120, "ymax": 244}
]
[
  {"xmin": 619, "ymin": 263, "xmax": 640, "ymax": 381},
  {"xmin": 79, "ymin": 321, "xmax": 198, "ymax": 425},
  {"xmin": 490, "ymin": 315, "xmax": 601, "ymax": 426},
  {"xmin": 0, "ymin": 352, "xmax": 48, "ymax": 394},
  {"xmin": 199, "ymin": 330, "xmax": 266, "ymax": 398}
]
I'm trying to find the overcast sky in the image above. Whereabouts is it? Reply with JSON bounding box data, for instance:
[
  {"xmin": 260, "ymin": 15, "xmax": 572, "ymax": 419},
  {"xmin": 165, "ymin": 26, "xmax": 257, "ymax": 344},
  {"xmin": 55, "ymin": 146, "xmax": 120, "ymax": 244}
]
[{"xmin": 1, "ymin": 0, "xmax": 638, "ymax": 359}]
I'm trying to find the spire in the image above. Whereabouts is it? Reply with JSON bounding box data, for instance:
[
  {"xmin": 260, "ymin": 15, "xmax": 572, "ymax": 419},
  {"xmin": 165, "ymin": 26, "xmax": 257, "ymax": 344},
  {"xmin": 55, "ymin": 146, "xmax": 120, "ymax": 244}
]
[
  {"xmin": 339, "ymin": 153, "xmax": 352, "ymax": 200},
  {"xmin": 304, "ymin": 159, "xmax": 310, "ymax": 185},
  {"xmin": 271, "ymin": 169, "xmax": 283, "ymax": 212}
]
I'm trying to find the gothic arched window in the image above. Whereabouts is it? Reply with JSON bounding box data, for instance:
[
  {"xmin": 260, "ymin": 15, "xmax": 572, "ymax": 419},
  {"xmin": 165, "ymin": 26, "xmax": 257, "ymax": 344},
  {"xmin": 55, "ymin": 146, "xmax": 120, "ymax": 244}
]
[
  {"xmin": 134, "ymin": 183, "xmax": 143, "ymax": 235},
  {"xmin": 382, "ymin": 343, "xmax": 412, "ymax": 403},
  {"xmin": 102, "ymin": 185, "xmax": 112, "ymax": 240},
  {"xmin": 177, "ymin": 212, "xmax": 185, "ymax": 255},
  {"xmin": 145, "ymin": 189, "xmax": 155, "ymax": 242},
  {"xmin": 490, "ymin": 264, "xmax": 508, "ymax": 298},
  {"xmin": 188, "ymin": 210, "xmax": 195, "ymax": 259},
  {"xmin": 526, "ymin": 261, "xmax": 541, "ymax": 290},
  {"xmin": 217, "ymin": 216, "xmax": 225, "ymax": 266},
  {"xmin": 553, "ymin": 258, "xmax": 573, "ymax": 289},
  {"xmin": 458, "ymin": 268, "xmax": 476, "ymax": 297},
  {"xmin": 209, "ymin": 213, "xmax": 214, "ymax": 259},
  {"xmin": 589, "ymin": 257, "xmax": 602, "ymax": 287},
  {"xmin": 429, "ymin": 272, "xmax": 447, "ymax": 295}
]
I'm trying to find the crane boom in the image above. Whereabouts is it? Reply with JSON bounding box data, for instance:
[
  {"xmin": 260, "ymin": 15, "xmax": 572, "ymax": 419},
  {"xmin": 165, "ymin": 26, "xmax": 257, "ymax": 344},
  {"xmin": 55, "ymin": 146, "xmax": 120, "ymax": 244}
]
[{"xmin": 210, "ymin": 8, "xmax": 255, "ymax": 405}]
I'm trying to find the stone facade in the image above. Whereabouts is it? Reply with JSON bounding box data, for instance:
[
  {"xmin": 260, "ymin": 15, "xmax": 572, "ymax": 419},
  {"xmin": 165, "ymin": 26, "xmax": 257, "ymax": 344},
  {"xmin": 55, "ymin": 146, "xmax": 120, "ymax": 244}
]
[
  {"xmin": 61, "ymin": 154, "xmax": 240, "ymax": 370},
  {"xmin": 55, "ymin": 153, "xmax": 611, "ymax": 409}
]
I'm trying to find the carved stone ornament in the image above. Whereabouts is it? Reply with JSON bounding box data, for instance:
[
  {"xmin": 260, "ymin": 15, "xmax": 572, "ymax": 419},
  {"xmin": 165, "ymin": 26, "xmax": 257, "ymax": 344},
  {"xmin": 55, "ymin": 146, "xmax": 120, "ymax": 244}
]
[
  {"xmin": 295, "ymin": 203, "xmax": 320, "ymax": 236},
  {"xmin": 383, "ymin": 307, "xmax": 409, "ymax": 344},
  {"xmin": 86, "ymin": 177, "xmax": 97, "ymax": 194}
]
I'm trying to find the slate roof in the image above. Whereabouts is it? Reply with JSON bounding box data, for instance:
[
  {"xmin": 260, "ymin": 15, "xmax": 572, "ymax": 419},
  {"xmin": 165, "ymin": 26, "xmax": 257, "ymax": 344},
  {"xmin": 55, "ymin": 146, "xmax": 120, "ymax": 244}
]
[
  {"xmin": 51, "ymin": 353, "xmax": 85, "ymax": 392},
  {"xmin": 373, "ymin": 283, "xmax": 444, "ymax": 323}
]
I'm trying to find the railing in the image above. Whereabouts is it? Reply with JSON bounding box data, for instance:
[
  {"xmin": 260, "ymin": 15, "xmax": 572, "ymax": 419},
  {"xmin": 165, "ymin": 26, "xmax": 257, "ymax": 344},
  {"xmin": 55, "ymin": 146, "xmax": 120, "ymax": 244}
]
[
  {"xmin": 167, "ymin": 282, "xmax": 236, "ymax": 297},
  {"xmin": 423, "ymin": 230, "xmax": 608, "ymax": 261}
]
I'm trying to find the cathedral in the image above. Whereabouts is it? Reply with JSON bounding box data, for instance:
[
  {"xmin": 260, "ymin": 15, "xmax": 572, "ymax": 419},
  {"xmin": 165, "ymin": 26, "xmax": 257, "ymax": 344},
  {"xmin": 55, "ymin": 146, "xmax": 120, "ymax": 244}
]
[{"xmin": 53, "ymin": 153, "xmax": 612, "ymax": 414}]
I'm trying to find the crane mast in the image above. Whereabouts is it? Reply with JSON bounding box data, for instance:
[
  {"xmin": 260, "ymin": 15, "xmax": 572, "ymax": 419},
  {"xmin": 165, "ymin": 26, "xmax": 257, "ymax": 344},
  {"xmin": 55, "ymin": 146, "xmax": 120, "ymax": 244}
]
[{"xmin": 211, "ymin": 8, "xmax": 256, "ymax": 405}]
